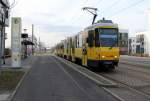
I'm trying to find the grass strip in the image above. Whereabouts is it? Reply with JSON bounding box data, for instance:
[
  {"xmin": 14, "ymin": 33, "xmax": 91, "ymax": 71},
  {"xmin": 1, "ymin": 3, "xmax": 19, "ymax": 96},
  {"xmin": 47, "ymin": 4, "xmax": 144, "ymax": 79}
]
[{"xmin": 0, "ymin": 70, "xmax": 25, "ymax": 90}]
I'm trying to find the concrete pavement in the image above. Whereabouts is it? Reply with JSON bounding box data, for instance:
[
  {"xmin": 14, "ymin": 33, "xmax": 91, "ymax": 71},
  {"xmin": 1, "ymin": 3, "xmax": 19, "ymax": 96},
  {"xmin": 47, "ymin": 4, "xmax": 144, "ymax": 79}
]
[
  {"xmin": 11, "ymin": 56, "xmax": 119, "ymax": 101},
  {"xmin": 0, "ymin": 56, "xmax": 38, "ymax": 101},
  {"xmin": 120, "ymin": 55, "xmax": 150, "ymax": 67},
  {"xmin": 2, "ymin": 56, "xmax": 38, "ymax": 68}
]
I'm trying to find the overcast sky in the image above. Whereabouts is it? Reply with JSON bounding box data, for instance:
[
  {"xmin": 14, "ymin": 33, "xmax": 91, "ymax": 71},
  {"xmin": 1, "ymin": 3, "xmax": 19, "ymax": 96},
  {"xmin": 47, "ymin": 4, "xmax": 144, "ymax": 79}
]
[{"xmin": 6, "ymin": 0, "xmax": 150, "ymax": 48}]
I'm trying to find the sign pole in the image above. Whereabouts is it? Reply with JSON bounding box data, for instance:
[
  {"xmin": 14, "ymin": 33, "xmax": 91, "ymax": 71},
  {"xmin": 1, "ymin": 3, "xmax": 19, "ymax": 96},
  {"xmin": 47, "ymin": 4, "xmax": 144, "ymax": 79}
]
[{"xmin": 11, "ymin": 17, "xmax": 22, "ymax": 68}]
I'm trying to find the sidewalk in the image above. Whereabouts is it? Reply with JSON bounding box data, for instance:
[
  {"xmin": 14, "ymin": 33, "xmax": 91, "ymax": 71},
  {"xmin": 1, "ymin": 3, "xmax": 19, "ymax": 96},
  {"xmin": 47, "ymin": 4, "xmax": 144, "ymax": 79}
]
[
  {"xmin": 0, "ymin": 56, "xmax": 37, "ymax": 101},
  {"xmin": 2, "ymin": 56, "xmax": 37, "ymax": 68}
]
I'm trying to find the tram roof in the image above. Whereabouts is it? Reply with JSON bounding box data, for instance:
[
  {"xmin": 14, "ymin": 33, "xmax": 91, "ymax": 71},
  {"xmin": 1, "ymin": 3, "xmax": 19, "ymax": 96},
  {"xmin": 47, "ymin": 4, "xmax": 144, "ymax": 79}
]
[{"xmin": 84, "ymin": 22, "xmax": 118, "ymax": 31}]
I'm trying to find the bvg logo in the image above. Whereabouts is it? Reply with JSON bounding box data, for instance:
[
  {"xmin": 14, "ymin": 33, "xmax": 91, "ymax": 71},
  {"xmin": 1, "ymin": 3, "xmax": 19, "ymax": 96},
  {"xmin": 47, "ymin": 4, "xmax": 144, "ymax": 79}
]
[{"xmin": 14, "ymin": 19, "xmax": 19, "ymax": 24}]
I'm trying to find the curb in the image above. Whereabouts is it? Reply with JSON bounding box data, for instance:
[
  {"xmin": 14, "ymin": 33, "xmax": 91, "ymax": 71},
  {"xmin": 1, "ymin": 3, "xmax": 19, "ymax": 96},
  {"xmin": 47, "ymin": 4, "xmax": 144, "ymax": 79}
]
[
  {"xmin": 7, "ymin": 67, "xmax": 31, "ymax": 101},
  {"xmin": 54, "ymin": 56, "xmax": 117, "ymax": 87}
]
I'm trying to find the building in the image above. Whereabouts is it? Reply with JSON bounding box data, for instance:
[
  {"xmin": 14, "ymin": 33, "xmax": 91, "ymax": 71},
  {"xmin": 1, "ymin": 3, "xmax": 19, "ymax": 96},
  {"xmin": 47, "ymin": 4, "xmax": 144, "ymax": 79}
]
[
  {"xmin": 0, "ymin": 0, "xmax": 10, "ymax": 65},
  {"xmin": 119, "ymin": 29, "xmax": 128, "ymax": 55},
  {"xmin": 27, "ymin": 35, "xmax": 38, "ymax": 54},
  {"xmin": 21, "ymin": 31, "xmax": 38, "ymax": 58},
  {"xmin": 128, "ymin": 37, "xmax": 136, "ymax": 55},
  {"xmin": 128, "ymin": 9, "xmax": 150, "ymax": 57},
  {"xmin": 148, "ymin": 9, "xmax": 150, "ymax": 31},
  {"xmin": 135, "ymin": 32, "xmax": 150, "ymax": 56},
  {"xmin": 129, "ymin": 32, "xmax": 150, "ymax": 56}
]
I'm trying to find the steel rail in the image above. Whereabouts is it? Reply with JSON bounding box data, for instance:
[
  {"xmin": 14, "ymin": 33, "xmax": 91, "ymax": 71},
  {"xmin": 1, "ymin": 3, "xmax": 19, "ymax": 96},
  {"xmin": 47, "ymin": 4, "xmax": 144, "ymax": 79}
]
[{"xmin": 99, "ymin": 73, "xmax": 150, "ymax": 98}]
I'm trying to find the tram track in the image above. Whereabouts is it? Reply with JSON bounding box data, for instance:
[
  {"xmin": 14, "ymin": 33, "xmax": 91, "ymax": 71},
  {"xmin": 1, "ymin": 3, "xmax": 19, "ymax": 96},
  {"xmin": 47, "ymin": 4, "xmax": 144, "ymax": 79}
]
[
  {"xmin": 101, "ymin": 73, "xmax": 150, "ymax": 98},
  {"xmin": 120, "ymin": 61, "xmax": 150, "ymax": 69},
  {"xmin": 119, "ymin": 63, "xmax": 150, "ymax": 76},
  {"xmin": 115, "ymin": 67, "xmax": 150, "ymax": 84}
]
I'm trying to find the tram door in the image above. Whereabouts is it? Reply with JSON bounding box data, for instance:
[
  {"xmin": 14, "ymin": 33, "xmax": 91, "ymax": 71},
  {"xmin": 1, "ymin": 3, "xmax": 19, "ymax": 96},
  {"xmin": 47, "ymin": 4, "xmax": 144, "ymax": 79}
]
[
  {"xmin": 82, "ymin": 33, "xmax": 88, "ymax": 66},
  {"xmin": 82, "ymin": 45, "xmax": 87, "ymax": 66},
  {"xmin": 82, "ymin": 31, "xmax": 89, "ymax": 66}
]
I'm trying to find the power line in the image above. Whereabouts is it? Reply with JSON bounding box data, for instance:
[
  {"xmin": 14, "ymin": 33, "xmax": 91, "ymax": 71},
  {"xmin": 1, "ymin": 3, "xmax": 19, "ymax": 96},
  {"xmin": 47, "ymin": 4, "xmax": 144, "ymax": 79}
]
[
  {"xmin": 109, "ymin": 0, "xmax": 145, "ymax": 17},
  {"xmin": 73, "ymin": 0, "xmax": 104, "ymax": 25},
  {"xmin": 101, "ymin": 0, "xmax": 121, "ymax": 15},
  {"xmin": 69, "ymin": 0, "xmax": 89, "ymax": 24},
  {"xmin": 83, "ymin": 0, "xmax": 89, "ymax": 5},
  {"xmin": 92, "ymin": 0, "xmax": 103, "ymax": 7}
]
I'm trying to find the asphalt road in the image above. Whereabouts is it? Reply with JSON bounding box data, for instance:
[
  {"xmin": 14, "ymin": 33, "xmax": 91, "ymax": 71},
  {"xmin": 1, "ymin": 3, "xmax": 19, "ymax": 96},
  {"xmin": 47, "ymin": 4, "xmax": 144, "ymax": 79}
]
[{"xmin": 11, "ymin": 56, "xmax": 119, "ymax": 101}]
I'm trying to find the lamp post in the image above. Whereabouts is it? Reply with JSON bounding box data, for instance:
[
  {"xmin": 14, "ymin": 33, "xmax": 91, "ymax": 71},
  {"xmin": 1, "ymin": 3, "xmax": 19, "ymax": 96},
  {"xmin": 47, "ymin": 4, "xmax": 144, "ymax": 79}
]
[
  {"xmin": 32, "ymin": 24, "xmax": 34, "ymax": 55},
  {"xmin": 23, "ymin": 29, "xmax": 28, "ymax": 58}
]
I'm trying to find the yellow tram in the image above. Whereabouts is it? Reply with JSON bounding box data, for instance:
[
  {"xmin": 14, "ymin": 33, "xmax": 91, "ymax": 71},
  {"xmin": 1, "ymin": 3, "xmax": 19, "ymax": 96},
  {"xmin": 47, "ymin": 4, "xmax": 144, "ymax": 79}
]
[{"xmin": 55, "ymin": 19, "xmax": 119, "ymax": 69}]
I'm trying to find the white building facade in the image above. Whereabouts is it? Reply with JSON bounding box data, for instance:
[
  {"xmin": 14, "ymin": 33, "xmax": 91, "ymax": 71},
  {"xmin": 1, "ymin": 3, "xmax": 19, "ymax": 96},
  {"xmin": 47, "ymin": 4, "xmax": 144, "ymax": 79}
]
[
  {"xmin": 135, "ymin": 32, "xmax": 150, "ymax": 56},
  {"xmin": 148, "ymin": 9, "xmax": 150, "ymax": 31},
  {"xmin": 128, "ymin": 37, "xmax": 137, "ymax": 54},
  {"xmin": 128, "ymin": 9, "xmax": 150, "ymax": 56}
]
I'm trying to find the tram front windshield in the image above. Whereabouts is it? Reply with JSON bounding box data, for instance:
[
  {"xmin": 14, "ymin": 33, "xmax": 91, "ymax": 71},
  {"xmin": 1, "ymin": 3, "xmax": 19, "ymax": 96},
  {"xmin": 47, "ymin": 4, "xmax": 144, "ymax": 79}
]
[{"xmin": 99, "ymin": 28, "xmax": 118, "ymax": 47}]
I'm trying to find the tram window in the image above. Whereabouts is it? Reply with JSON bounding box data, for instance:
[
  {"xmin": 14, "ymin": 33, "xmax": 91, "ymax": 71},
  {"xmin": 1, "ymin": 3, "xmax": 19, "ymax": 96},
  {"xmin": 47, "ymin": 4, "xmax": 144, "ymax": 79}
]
[
  {"xmin": 79, "ymin": 34, "xmax": 82, "ymax": 48},
  {"xmin": 77, "ymin": 35, "xmax": 79, "ymax": 48},
  {"xmin": 88, "ymin": 30, "xmax": 94, "ymax": 47},
  {"xmin": 75, "ymin": 36, "xmax": 77, "ymax": 48},
  {"xmin": 86, "ymin": 38, "xmax": 88, "ymax": 43},
  {"xmin": 95, "ymin": 28, "xmax": 99, "ymax": 47}
]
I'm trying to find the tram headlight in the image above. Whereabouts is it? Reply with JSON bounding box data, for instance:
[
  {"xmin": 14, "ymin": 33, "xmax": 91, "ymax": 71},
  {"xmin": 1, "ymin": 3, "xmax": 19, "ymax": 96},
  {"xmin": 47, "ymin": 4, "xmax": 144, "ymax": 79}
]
[
  {"xmin": 114, "ymin": 56, "xmax": 118, "ymax": 58},
  {"xmin": 102, "ymin": 56, "xmax": 105, "ymax": 58}
]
